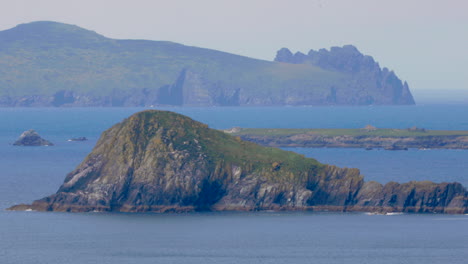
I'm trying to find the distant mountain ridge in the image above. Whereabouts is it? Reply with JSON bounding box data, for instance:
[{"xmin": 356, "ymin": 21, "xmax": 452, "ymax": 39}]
[{"xmin": 0, "ymin": 21, "xmax": 415, "ymax": 106}]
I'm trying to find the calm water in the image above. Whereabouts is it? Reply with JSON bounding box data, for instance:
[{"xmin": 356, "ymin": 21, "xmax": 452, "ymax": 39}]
[{"xmin": 1, "ymin": 105, "xmax": 468, "ymax": 264}]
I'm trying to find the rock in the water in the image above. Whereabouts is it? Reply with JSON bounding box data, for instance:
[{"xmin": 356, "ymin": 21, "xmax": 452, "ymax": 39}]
[
  {"xmin": 13, "ymin": 129, "xmax": 53, "ymax": 146},
  {"xmin": 68, "ymin": 137, "xmax": 87, "ymax": 142},
  {"xmin": 384, "ymin": 145, "xmax": 408, "ymax": 151},
  {"xmin": 8, "ymin": 111, "xmax": 467, "ymax": 213}
]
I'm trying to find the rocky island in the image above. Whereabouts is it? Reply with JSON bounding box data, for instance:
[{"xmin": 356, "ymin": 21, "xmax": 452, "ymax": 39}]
[
  {"xmin": 13, "ymin": 129, "xmax": 54, "ymax": 146},
  {"xmin": 9, "ymin": 111, "xmax": 467, "ymax": 214}
]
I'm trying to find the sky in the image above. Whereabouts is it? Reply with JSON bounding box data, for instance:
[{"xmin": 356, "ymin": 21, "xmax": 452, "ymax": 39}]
[{"xmin": 1, "ymin": 0, "xmax": 467, "ymax": 100}]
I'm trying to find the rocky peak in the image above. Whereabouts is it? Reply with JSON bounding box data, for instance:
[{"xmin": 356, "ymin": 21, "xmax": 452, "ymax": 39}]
[
  {"xmin": 274, "ymin": 48, "xmax": 309, "ymax": 64},
  {"xmin": 13, "ymin": 129, "xmax": 54, "ymax": 146},
  {"xmin": 308, "ymin": 45, "xmax": 373, "ymax": 73},
  {"xmin": 276, "ymin": 45, "xmax": 379, "ymax": 73},
  {"xmin": 273, "ymin": 45, "xmax": 415, "ymax": 105},
  {"xmin": 274, "ymin": 48, "xmax": 294, "ymax": 63}
]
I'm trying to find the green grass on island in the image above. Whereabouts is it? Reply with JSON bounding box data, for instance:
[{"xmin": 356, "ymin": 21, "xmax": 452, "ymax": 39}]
[{"xmin": 229, "ymin": 127, "xmax": 468, "ymax": 137}]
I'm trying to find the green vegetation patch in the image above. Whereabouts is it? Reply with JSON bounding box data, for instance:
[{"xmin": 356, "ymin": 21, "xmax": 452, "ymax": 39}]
[
  {"xmin": 114, "ymin": 110, "xmax": 324, "ymax": 181},
  {"xmin": 231, "ymin": 128, "xmax": 468, "ymax": 137}
]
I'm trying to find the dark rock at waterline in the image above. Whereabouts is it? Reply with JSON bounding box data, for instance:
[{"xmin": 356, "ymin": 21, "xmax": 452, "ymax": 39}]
[
  {"xmin": 13, "ymin": 129, "xmax": 53, "ymax": 146},
  {"xmin": 8, "ymin": 111, "xmax": 467, "ymax": 214},
  {"xmin": 68, "ymin": 137, "xmax": 87, "ymax": 142},
  {"xmin": 384, "ymin": 145, "xmax": 408, "ymax": 151}
]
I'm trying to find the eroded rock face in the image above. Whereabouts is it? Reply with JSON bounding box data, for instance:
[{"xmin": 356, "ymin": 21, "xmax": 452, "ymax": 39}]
[
  {"xmin": 8, "ymin": 111, "xmax": 467, "ymax": 213},
  {"xmin": 353, "ymin": 181, "xmax": 468, "ymax": 214},
  {"xmin": 275, "ymin": 45, "xmax": 415, "ymax": 105},
  {"xmin": 13, "ymin": 129, "xmax": 53, "ymax": 146}
]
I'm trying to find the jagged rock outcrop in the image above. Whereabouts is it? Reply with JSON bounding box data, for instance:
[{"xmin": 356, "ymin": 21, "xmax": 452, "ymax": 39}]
[
  {"xmin": 353, "ymin": 181, "xmax": 467, "ymax": 214},
  {"xmin": 275, "ymin": 45, "xmax": 415, "ymax": 105},
  {"xmin": 8, "ymin": 111, "xmax": 466, "ymax": 213},
  {"xmin": 0, "ymin": 21, "xmax": 415, "ymax": 107},
  {"xmin": 13, "ymin": 129, "xmax": 54, "ymax": 146}
]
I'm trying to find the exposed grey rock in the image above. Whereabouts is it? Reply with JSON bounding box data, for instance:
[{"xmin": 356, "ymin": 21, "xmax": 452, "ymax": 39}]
[
  {"xmin": 275, "ymin": 45, "xmax": 415, "ymax": 105},
  {"xmin": 13, "ymin": 129, "xmax": 54, "ymax": 146},
  {"xmin": 68, "ymin": 137, "xmax": 87, "ymax": 141},
  {"xmin": 275, "ymin": 48, "xmax": 294, "ymax": 63}
]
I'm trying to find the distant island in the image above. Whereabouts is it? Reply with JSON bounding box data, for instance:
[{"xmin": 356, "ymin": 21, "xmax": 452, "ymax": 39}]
[
  {"xmin": 67, "ymin": 137, "xmax": 87, "ymax": 142},
  {"xmin": 13, "ymin": 129, "xmax": 54, "ymax": 146},
  {"xmin": 0, "ymin": 21, "xmax": 414, "ymax": 107},
  {"xmin": 9, "ymin": 111, "xmax": 467, "ymax": 214},
  {"xmin": 227, "ymin": 126, "xmax": 468, "ymax": 150}
]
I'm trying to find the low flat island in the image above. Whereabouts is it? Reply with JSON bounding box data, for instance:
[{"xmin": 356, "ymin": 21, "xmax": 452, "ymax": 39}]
[{"xmin": 226, "ymin": 126, "xmax": 468, "ymax": 150}]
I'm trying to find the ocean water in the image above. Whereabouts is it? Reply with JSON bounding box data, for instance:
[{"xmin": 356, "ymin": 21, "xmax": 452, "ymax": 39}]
[{"xmin": 1, "ymin": 105, "xmax": 468, "ymax": 264}]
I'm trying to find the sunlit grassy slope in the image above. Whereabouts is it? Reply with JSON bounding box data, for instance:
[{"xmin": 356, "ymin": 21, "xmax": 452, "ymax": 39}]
[{"xmin": 0, "ymin": 21, "xmax": 344, "ymax": 98}]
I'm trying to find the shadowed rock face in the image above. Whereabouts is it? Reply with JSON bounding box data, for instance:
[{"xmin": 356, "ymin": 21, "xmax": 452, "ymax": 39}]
[
  {"xmin": 13, "ymin": 129, "xmax": 54, "ymax": 146},
  {"xmin": 8, "ymin": 111, "xmax": 467, "ymax": 213},
  {"xmin": 353, "ymin": 181, "xmax": 467, "ymax": 214}
]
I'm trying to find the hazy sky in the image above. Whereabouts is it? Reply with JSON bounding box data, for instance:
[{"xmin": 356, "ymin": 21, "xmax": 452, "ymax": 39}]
[{"xmin": 1, "ymin": 0, "xmax": 467, "ymax": 94}]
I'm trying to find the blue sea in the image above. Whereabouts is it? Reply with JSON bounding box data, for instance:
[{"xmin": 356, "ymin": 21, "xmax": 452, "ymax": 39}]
[{"xmin": 1, "ymin": 105, "xmax": 467, "ymax": 264}]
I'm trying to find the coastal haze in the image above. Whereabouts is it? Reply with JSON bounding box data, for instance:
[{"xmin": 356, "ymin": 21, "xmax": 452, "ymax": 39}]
[
  {"xmin": 1, "ymin": 1, "xmax": 468, "ymax": 264},
  {"xmin": 1, "ymin": 0, "xmax": 467, "ymax": 101}
]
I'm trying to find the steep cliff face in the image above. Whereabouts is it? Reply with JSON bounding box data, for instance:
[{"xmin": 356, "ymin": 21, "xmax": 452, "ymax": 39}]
[
  {"xmin": 354, "ymin": 181, "xmax": 467, "ymax": 214},
  {"xmin": 9, "ymin": 111, "xmax": 466, "ymax": 213},
  {"xmin": 275, "ymin": 45, "xmax": 415, "ymax": 105}
]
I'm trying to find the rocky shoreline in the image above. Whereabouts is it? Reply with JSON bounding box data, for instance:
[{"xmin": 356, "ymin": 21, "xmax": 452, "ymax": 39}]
[
  {"xmin": 9, "ymin": 165, "xmax": 467, "ymax": 214},
  {"xmin": 230, "ymin": 130, "xmax": 468, "ymax": 150}
]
